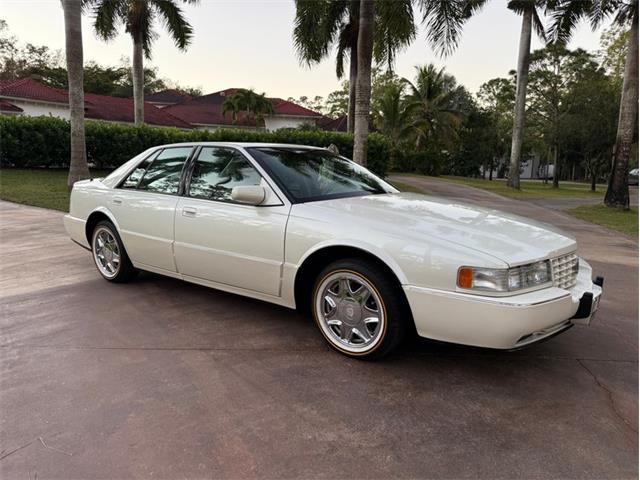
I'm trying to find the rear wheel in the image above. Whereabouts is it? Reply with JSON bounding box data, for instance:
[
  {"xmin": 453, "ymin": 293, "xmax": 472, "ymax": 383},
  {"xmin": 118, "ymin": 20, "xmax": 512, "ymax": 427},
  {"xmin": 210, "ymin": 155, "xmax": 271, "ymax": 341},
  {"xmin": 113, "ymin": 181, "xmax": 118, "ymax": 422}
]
[
  {"xmin": 91, "ymin": 220, "xmax": 137, "ymax": 283},
  {"xmin": 312, "ymin": 259, "xmax": 407, "ymax": 359}
]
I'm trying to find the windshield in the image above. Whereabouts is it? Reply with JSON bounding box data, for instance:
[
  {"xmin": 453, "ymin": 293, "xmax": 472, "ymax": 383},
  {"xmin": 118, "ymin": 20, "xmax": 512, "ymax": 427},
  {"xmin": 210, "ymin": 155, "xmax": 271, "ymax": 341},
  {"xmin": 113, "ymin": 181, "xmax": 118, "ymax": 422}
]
[{"xmin": 246, "ymin": 147, "xmax": 395, "ymax": 203}]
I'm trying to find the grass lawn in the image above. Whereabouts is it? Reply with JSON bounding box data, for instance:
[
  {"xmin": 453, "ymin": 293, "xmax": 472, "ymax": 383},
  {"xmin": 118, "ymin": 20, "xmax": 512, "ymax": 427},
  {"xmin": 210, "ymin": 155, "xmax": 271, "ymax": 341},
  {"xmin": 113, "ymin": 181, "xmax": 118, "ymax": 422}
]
[
  {"xmin": 388, "ymin": 180, "xmax": 425, "ymax": 194},
  {"xmin": 396, "ymin": 173, "xmax": 604, "ymax": 199},
  {"xmin": 567, "ymin": 204, "xmax": 638, "ymax": 237},
  {"xmin": 0, "ymin": 169, "xmax": 111, "ymax": 212}
]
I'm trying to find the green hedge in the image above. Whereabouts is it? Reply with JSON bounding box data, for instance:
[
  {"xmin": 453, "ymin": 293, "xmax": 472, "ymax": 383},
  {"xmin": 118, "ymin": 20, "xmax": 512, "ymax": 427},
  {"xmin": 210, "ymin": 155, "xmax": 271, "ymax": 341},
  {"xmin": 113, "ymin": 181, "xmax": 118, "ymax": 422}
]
[{"xmin": 0, "ymin": 115, "xmax": 391, "ymax": 176}]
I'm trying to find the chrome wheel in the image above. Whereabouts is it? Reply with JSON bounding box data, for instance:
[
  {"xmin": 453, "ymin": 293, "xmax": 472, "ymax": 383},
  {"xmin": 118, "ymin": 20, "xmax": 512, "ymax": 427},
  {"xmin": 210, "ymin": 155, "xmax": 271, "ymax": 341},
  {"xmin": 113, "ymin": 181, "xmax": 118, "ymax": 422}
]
[
  {"xmin": 315, "ymin": 271, "xmax": 386, "ymax": 354},
  {"xmin": 92, "ymin": 227, "xmax": 121, "ymax": 279}
]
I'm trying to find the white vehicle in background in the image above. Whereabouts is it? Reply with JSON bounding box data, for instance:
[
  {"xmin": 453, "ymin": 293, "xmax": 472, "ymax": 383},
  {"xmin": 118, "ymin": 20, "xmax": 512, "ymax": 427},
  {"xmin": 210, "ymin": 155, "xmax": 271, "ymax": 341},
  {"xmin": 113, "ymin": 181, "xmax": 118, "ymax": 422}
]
[{"xmin": 64, "ymin": 143, "xmax": 603, "ymax": 359}]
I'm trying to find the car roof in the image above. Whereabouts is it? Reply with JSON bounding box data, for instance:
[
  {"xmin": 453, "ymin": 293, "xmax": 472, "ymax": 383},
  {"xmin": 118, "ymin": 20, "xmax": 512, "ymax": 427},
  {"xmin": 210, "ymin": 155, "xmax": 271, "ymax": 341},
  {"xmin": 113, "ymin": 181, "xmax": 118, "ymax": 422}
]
[{"xmin": 155, "ymin": 142, "xmax": 328, "ymax": 150}]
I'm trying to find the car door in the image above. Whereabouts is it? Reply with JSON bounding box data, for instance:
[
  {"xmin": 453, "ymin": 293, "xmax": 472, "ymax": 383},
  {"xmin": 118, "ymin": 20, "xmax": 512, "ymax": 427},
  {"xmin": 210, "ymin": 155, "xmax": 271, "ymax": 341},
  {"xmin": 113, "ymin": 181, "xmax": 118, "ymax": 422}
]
[
  {"xmin": 110, "ymin": 146, "xmax": 193, "ymax": 273},
  {"xmin": 173, "ymin": 146, "xmax": 289, "ymax": 296}
]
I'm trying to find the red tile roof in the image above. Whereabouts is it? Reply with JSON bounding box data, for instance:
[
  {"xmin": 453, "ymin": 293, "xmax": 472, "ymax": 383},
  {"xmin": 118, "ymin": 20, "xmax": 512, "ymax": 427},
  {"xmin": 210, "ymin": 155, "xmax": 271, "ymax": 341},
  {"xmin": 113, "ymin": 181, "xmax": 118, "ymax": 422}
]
[
  {"xmin": 165, "ymin": 89, "xmax": 322, "ymax": 127},
  {"xmin": 1, "ymin": 79, "xmax": 323, "ymax": 129},
  {"xmin": 84, "ymin": 93, "xmax": 192, "ymax": 128},
  {"xmin": 145, "ymin": 89, "xmax": 193, "ymax": 104},
  {"xmin": 164, "ymin": 89, "xmax": 255, "ymax": 126},
  {"xmin": 0, "ymin": 78, "xmax": 190, "ymax": 128},
  {"xmin": 0, "ymin": 99, "xmax": 23, "ymax": 112},
  {"xmin": 0, "ymin": 78, "xmax": 68, "ymax": 104},
  {"xmin": 270, "ymin": 97, "xmax": 322, "ymax": 117},
  {"xmin": 318, "ymin": 115, "xmax": 348, "ymax": 132}
]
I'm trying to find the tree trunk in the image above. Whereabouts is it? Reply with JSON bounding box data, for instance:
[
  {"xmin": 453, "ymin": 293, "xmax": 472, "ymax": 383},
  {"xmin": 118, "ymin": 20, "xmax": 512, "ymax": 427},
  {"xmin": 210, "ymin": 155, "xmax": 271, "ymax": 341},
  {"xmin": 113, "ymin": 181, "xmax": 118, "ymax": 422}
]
[
  {"xmin": 543, "ymin": 146, "xmax": 550, "ymax": 184},
  {"xmin": 552, "ymin": 145, "xmax": 559, "ymax": 188},
  {"xmin": 352, "ymin": 0, "xmax": 375, "ymax": 166},
  {"xmin": 62, "ymin": 0, "xmax": 90, "ymax": 189},
  {"xmin": 604, "ymin": 11, "xmax": 638, "ymax": 209},
  {"xmin": 347, "ymin": 44, "xmax": 357, "ymax": 134},
  {"xmin": 132, "ymin": 31, "xmax": 145, "ymax": 125},
  {"xmin": 584, "ymin": 155, "xmax": 600, "ymax": 192},
  {"xmin": 507, "ymin": 7, "xmax": 533, "ymax": 190},
  {"xmin": 347, "ymin": 0, "xmax": 359, "ymax": 134}
]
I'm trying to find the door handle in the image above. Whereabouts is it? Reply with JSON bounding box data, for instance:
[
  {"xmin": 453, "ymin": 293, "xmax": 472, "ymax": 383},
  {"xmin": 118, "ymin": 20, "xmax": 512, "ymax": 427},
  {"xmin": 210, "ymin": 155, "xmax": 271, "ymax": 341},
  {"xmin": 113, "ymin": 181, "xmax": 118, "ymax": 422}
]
[
  {"xmin": 112, "ymin": 196, "xmax": 123, "ymax": 205},
  {"xmin": 182, "ymin": 206, "xmax": 197, "ymax": 217}
]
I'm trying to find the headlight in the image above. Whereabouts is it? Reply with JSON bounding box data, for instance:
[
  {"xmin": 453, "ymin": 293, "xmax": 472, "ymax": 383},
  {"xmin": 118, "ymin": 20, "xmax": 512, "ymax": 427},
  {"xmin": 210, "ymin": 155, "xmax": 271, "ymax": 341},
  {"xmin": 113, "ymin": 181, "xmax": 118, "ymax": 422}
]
[{"xmin": 457, "ymin": 260, "xmax": 552, "ymax": 293}]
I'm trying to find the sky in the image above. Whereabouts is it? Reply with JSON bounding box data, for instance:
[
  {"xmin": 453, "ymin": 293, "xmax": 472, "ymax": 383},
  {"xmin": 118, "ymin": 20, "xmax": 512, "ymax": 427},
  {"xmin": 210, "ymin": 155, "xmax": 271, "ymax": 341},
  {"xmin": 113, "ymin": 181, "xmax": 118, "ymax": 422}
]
[{"xmin": 1, "ymin": 0, "xmax": 611, "ymax": 99}]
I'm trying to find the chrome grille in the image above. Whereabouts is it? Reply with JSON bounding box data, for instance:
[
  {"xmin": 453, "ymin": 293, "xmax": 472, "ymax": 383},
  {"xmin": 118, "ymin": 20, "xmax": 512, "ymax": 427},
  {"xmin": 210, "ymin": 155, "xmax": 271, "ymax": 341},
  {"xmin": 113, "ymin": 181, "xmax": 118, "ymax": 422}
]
[{"xmin": 551, "ymin": 253, "xmax": 578, "ymax": 289}]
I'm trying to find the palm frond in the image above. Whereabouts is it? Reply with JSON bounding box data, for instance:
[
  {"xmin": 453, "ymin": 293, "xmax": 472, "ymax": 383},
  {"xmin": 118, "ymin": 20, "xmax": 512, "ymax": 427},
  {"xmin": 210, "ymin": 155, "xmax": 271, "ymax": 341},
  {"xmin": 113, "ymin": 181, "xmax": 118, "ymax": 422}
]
[
  {"xmin": 532, "ymin": 7, "xmax": 546, "ymax": 42},
  {"xmin": 324, "ymin": 0, "xmax": 350, "ymax": 40},
  {"xmin": 461, "ymin": 0, "xmax": 488, "ymax": 17},
  {"xmin": 152, "ymin": 0, "xmax": 195, "ymax": 50},
  {"xmin": 614, "ymin": 0, "xmax": 638, "ymax": 25},
  {"xmin": 293, "ymin": 0, "xmax": 339, "ymax": 64},
  {"xmin": 121, "ymin": 0, "xmax": 154, "ymax": 58},
  {"xmin": 335, "ymin": 21, "xmax": 354, "ymax": 78},
  {"xmin": 546, "ymin": 0, "xmax": 624, "ymax": 42},
  {"xmin": 92, "ymin": 0, "xmax": 124, "ymax": 41},
  {"xmin": 418, "ymin": 0, "xmax": 486, "ymax": 57},
  {"xmin": 546, "ymin": 0, "xmax": 590, "ymax": 42},
  {"xmin": 507, "ymin": 0, "xmax": 533, "ymax": 14},
  {"xmin": 374, "ymin": 0, "xmax": 416, "ymax": 71},
  {"xmin": 419, "ymin": 0, "xmax": 463, "ymax": 56}
]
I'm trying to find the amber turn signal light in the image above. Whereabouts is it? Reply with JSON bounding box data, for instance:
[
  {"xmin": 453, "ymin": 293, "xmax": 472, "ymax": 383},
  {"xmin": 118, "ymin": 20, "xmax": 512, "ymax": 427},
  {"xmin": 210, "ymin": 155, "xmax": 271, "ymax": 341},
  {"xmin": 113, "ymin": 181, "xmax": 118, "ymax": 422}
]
[{"xmin": 457, "ymin": 267, "xmax": 473, "ymax": 288}]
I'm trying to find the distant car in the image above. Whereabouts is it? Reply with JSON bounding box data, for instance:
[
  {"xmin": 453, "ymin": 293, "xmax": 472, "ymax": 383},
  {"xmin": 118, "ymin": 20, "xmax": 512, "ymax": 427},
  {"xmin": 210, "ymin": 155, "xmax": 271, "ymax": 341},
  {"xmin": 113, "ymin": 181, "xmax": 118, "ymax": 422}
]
[
  {"xmin": 64, "ymin": 143, "xmax": 603, "ymax": 359},
  {"xmin": 629, "ymin": 168, "xmax": 639, "ymax": 186}
]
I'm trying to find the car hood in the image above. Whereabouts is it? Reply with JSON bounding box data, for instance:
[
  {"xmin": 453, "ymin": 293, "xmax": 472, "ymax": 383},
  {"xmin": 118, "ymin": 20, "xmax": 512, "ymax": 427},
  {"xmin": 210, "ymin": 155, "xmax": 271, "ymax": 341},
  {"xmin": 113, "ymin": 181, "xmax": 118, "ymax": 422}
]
[{"xmin": 298, "ymin": 192, "xmax": 576, "ymax": 266}]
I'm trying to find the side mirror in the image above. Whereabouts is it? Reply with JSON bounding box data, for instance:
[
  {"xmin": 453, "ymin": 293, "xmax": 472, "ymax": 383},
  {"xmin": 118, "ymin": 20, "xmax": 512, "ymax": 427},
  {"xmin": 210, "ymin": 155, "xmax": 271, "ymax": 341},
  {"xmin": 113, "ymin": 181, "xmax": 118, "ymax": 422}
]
[{"xmin": 231, "ymin": 185, "xmax": 266, "ymax": 205}]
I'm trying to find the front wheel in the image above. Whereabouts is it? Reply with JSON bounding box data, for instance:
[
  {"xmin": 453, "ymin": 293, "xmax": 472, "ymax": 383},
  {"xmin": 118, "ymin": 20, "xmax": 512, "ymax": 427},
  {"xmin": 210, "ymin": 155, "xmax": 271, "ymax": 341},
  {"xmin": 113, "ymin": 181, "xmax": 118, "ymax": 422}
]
[
  {"xmin": 312, "ymin": 259, "xmax": 408, "ymax": 359},
  {"xmin": 91, "ymin": 220, "xmax": 137, "ymax": 283}
]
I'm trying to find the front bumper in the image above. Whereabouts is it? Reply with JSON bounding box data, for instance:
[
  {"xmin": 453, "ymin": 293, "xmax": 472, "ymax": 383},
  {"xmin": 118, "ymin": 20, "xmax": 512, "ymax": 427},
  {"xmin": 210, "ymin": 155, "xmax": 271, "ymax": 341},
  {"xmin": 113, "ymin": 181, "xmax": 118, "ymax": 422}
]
[{"xmin": 404, "ymin": 258, "xmax": 602, "ymax": 349}]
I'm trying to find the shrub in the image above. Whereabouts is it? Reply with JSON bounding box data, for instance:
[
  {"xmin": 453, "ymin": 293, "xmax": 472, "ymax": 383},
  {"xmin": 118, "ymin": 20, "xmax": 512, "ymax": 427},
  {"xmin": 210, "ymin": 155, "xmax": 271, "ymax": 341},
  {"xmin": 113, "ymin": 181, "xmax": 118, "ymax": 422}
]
[
  {"xmin": 0, "ymin": 116, "xmax": 71, "ymax": 168},
  {"xmin": 392, "ymin": 149, "xmax": 446, "ymax": 176},
  {"xmin": 0, "ymin": 116, "xmax": 391, "ymax": 176}
]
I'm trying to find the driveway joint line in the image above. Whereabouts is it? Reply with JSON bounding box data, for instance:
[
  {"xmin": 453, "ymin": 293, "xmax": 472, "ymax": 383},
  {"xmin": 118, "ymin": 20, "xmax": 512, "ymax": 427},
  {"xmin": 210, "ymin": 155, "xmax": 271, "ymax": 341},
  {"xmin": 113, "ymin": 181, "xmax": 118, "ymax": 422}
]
[{"xmin": 577, "ymin": 358, "xmax": 638, "ymax": 435}]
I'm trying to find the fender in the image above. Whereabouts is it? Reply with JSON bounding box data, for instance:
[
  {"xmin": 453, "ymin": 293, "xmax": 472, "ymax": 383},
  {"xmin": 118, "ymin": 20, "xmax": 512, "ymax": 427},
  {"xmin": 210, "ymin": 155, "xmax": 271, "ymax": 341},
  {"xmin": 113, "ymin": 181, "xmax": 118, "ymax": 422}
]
[
  {"xmin": 85, "ymin": 206, "xmax": 124, "ymax": 244},
  {"xmin": 293, "ymin": 238, "xmax": 410, "ymax": 285}
]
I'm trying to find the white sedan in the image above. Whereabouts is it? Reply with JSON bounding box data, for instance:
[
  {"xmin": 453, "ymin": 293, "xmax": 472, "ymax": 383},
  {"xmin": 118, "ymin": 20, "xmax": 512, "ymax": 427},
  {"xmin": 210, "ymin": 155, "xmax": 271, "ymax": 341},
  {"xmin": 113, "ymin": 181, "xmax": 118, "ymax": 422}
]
[{"xmin": 65, "ymin": 143, "xmax": 603, "ymax": 359}]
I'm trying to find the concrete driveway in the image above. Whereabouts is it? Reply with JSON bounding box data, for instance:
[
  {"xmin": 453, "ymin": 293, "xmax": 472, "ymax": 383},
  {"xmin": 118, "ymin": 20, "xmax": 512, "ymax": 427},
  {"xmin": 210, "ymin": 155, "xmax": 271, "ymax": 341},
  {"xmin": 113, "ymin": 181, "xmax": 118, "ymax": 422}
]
[{"xmin": 1, "ymin": 189, "xmax": 637, "ymax": 479}]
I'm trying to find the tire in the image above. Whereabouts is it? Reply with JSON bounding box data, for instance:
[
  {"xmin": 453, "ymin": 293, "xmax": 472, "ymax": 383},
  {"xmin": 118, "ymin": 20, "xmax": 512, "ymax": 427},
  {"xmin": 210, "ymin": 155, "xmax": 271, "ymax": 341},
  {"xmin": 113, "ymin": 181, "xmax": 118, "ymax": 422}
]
[
  {"xmin": 311, "ymin": 258, "xmax": 408, "ymax": 359},
  {"xmin": 91, "ymin": 220, "xmax": 137, "ymax": 283}
]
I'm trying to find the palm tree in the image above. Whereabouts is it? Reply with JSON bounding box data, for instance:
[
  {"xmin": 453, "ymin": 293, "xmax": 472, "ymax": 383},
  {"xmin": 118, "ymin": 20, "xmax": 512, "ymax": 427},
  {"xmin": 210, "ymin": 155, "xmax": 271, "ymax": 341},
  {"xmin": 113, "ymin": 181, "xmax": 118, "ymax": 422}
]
[
  {"xmin": 222, "ymin": 89, "xmax": 274, "ymax": 129},
  {"xmin": 506, "ymin": 0, "xmax": 548, "ymax": 189},
  {"xmin": 373, "ymin": 82, "xmax": 415, "ymax": 167},
  {"xmin": 350, "ymin": 0, "xmax": 486, "ymax": 166},
  {"xmin": 293, "ymin": 0, "xmax": 415, "ymax": 133},
  {"xmin": 222, "ymin": 94, "xmax": 241, "ymax": 125},
  {"xmin": 62, "ymin": 0, "xmax": 90, "ymax": 188},
  {"xmin": 403, "ymin": 64, "xmax": 465, "ymax": 150},
  {"xmin": 91, "ymin": 0, "xmax": 198, "ymax": 125},
  {"xmin": 549, "ymin": 0, "xmax": 638, "ymax": 209},
  {"xmin": 353, "ymin": 0, "xmax": 376, "ymax": 166}
]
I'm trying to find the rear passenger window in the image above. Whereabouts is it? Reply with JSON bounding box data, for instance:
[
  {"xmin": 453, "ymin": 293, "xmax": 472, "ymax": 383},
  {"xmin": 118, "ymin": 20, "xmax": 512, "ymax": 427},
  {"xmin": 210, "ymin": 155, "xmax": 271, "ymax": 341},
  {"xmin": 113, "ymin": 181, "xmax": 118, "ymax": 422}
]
[
  {"xmin": 121, "ymin": 158, "xmax": 153, "ymax": 189},
  {"xmin": 136, "ymin": 147, "xmax": 192, "ymax": 195}
]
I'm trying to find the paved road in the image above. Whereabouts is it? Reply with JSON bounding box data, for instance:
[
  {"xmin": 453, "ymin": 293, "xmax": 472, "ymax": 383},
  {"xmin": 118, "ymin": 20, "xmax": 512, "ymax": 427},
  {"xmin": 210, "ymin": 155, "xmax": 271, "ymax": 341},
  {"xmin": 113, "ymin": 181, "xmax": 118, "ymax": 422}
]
[{"xmin": 1, "ymin": 193, "xmax": 637, "ymax": 479}]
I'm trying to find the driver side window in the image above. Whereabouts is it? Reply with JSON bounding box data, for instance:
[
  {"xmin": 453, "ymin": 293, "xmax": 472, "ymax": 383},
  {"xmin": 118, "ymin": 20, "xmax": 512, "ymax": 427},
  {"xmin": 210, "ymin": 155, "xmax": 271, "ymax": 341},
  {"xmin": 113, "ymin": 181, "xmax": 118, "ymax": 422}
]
[{"xmin": 188, "ymin": 147, "xmax": 262, "ymax": 202}]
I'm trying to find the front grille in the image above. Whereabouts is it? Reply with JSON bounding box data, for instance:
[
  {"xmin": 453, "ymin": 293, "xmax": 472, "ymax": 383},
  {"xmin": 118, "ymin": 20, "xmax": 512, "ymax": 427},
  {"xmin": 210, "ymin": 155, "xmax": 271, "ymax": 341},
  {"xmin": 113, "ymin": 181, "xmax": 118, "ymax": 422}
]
[{"xmin": 551, "ymin": 252, "xmax": 578, "ymax": 289}]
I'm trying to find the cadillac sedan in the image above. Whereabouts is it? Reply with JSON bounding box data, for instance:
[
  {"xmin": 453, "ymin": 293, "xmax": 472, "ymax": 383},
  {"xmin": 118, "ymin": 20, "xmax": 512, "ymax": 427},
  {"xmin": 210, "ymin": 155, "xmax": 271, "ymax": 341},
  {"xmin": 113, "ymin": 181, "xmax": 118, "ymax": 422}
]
[{"xmin": 64, "ymin": 143, "xmax": 603, "ymax": 359}]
